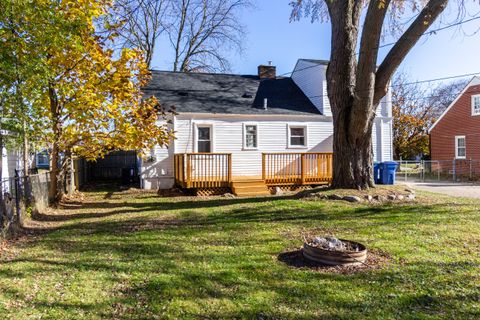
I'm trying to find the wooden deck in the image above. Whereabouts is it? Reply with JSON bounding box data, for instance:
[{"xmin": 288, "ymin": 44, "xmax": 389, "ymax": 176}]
[
  {"xmin": 262, "ymin": 152, "xmax": 332, "ymax": 185},
  {"xmin": 174, "ymin": 152, "xmax": 333, "ymax": 193},
  {"xmin": 174, "ymin": 153, "xmax": 232, "ymax": 189}
]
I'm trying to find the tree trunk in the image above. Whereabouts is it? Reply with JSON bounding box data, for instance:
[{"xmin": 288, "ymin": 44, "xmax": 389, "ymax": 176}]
[
  {"xmin": 22, "ymin": 118, "xmax": 30, "ymax": 203},
  {"xmin": 331, "ymin": 107, "xmax": 375, "ymax": 189},
  {"xmin": 48, "ymin": 84, "xmax": 61, "ymax": 204},
  {"xmin": 325, "ymin": 1, "xmax": 372, "ymax": 189},
  {"xmin": 66, "ymin": 151, "xmax": 75, "ymax": 195}
]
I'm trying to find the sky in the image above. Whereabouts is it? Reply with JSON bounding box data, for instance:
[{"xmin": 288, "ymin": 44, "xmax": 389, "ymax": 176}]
[{"xmin": 151, "ymin": 0, "xmax": 480, "ymax": 85}]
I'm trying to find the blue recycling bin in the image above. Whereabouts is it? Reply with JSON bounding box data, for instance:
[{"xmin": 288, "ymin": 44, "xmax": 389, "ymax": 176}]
[
  {"xmin": 373, "ymin": 162, "xmax": 382, "ymax": 184},
  {"xmin": 380, "ymin": 161, "xmax": 398, "ymax": 185}
]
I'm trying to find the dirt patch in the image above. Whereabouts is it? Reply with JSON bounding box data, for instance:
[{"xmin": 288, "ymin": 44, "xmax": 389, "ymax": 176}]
[
  {"xmin": 277, "ymin": 248, "xmax": 391, "ymax": 274},
  {"xmin": 157, "ymin": 187, "xmax": 186, "ymax": 197}
]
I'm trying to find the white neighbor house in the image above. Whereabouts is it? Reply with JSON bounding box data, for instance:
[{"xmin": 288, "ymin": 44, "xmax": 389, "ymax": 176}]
[{"xmin": 140, "ymin": 59, "xmax": 393, "ymax": 194}]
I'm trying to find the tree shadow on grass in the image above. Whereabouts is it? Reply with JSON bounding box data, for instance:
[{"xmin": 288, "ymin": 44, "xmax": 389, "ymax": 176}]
[
  {"xmin": 110, "ymin": 257, "xmax": 480, "ymax": 319},
  {"xmin": 25, "ymin": 197, "xmax": 468, "ymax": 241}
]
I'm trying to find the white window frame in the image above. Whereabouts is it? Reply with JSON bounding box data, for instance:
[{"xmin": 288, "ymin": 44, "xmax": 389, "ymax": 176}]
[
  {"xmin": 455, "ymin": 135, "xmax": 466, "ymax": 159},
  {"xmin": 287, "ymin": 124, "xmax": 308, "ymax": 149},
  {"xmin": 472, "ymin": 95, "xmax": 480, "ymax": 116},
  {"xmin": 193, "ymin": 123, "xmax": 214, "ymax": 153},
  {"xmin": 242, "ymin": 123, "xmax": 259, "ymax": 150}
]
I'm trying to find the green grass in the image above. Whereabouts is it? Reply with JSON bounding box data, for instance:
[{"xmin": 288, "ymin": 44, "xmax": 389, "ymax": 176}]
[{"xmin": 1, "ymin": 188, "xmax": 479, "ymax": 319}]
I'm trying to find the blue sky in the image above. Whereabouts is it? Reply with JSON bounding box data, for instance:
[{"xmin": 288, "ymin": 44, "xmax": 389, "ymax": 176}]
[{"xmin": 152, "ymin": 0, "xmax": 480, "ymax": 84}]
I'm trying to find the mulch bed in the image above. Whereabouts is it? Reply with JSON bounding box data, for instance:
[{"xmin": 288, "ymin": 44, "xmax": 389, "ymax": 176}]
[{"xmin": 277, "ymin": 248, "xmax": 391, "ymax": 274}]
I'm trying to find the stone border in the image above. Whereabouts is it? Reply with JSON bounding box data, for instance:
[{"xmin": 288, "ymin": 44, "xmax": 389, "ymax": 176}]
[{"xmin": 303, "ymin": 189, "xmax": 416, "ymax": 204}]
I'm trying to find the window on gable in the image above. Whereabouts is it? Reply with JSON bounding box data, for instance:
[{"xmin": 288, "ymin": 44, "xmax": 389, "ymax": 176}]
[
  {"xmin": 288, "ymin": 126, "xmax": 307, "ymax": 147},
  {"xmin": 243, "ymin": 124, "xmax": 258, "ymax": 149},
  {"xmin": 455, "ymin": 136, "xmax": 466, "ymax": 159},
  {"xmin": 472, "ymin": 95, "xmax": 480, "ymax": 115}
]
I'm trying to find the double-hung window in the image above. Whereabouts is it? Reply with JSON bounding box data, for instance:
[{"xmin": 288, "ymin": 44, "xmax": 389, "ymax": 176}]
[
  {"xmin": 243, "ymin": 124, "xmax": 258, "ymax": 149},
  {"xmin": 197, "ymin": 126, "xmax": 212, "ymax": 153},
  {"xmin": 455, "ymin": 136, "xmax": 466, "ymax": 159},
  {"xmin": 472, "ymin": 95, "xmax": 480, "ymax": 116},
  {"xmin": 288, "ymin": 125, "xmax": 307, "ymax": 148}
]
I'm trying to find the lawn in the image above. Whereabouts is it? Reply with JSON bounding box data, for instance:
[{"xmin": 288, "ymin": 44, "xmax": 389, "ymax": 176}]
[{"xmin": 0, "ymin": 188, "xmax": 479, "ymax": 319}]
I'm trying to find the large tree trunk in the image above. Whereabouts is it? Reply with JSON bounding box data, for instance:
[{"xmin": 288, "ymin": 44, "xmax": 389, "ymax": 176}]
[
  {"xmin": 331, "ymin": 107, "xmax": 375, "ymax": 189},
  {"xmin": 324, "ymin": 0, "xmax": 448, "ymax": 189}
]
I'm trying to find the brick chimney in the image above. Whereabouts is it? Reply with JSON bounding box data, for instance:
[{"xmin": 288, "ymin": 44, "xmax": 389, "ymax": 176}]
[{"xmin": 258, "ymin": 61, "xmax": 276, "ymax": 79}]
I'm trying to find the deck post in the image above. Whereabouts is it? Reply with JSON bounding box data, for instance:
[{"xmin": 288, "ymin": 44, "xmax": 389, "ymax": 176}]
[
  {"xmin": 262, "ymin": 153, "xmax": 266, "ymax": 181},
  {"xmin": 300, "ymin": 153, "xmax": 306, "ymax": 185},
  {"xmin": 326, "ymin": 154, "xmax": 331, "ymax": 182},
  {"xmin": 186, "ymin": 154, "xmax": 191, "ymax": 188},
  {"xmin": 228, "ymin": 154, "xmax": 232, "ymax": 183}
]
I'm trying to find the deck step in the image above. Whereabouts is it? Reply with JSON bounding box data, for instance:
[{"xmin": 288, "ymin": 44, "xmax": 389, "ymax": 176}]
[{"xmin": 231, "ymin": 179, "xmax": 270, "ymax": 197}]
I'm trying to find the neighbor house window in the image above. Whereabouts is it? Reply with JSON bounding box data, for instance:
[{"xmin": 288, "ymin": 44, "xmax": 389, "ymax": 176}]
[
  {"xmin": 472, "ymin": 95, "xmax": 480, "ymax": 115},
  {"xmin": 455, "ymin": 136, "xmax": 466, "ymax": 159},
  {"xmin": 197, "ymin": 126, "xmax": 212, "ymax": 152},
  {"xmin": 288, "ymin": 125, "xmax": 307, "ymax": 148},
  {"xmin": 36, "ymin": 150, "xmax": 49, "ymax": 167},
  {"xmin": 243, "ymin": 124, "xmax": 258, "ymax": 149}
]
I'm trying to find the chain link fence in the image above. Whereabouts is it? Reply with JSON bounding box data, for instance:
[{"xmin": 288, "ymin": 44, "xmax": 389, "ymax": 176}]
[
  {"xmin": 395, "ymin": 159, "xmax": 480, "ymax": 183},
  {"xmin": 1, "ymin": 172, "xmax": 50, "ymax": 238}
]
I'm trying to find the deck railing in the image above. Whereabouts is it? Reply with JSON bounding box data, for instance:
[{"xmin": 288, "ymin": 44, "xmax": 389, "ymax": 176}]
[
  {"xmin": 262, "ymin": 152, "xmax": 333, "ymax": 185},
  {"xmin": 174, "ymin": 153, "xmax": 232, "ymax": 188}
]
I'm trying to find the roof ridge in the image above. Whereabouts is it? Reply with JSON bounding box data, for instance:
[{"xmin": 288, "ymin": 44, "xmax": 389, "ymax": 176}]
[{"xmin": 149, "ymin": 69, "xmax": 259, "ymax": 77}]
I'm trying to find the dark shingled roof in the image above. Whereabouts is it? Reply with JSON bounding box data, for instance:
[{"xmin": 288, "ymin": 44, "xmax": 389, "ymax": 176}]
[{"xmin": 142, "ymin": 71, "xmax": 321, "ymax": 115}]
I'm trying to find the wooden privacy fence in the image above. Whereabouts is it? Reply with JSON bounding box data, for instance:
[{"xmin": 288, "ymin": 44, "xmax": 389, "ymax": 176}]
[
  {"xmin": 262, "ymin": 152, "xmax": 333, "ymax": 185},
  {"xmin": 174, "ymin": 153, "xmax": 232, "ymax": 188}
]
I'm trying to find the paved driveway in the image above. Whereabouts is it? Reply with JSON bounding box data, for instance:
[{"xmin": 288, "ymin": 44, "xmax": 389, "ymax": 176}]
[{"xmin": 402, "ymin": 182, "xmax": 480, "ymax": 199}]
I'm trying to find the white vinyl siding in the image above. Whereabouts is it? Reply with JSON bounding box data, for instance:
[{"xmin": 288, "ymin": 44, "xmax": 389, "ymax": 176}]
[
  {"xmin": 140, "ymin": 119, "xmax": 175, "ymax": 189},
  {"xmin": 291, "ymin": 60, "xmax": 331, "ymax": 116},
  {"xmin": 455, "ymin": 136, "xmax": 466, "ymax": 159},
  {"xmin": 173, "ymin": 115, "xmax": 333, "ymax": 177},
  {"xmin": 142, "ymin": 113, "xmax": 394, "ymax": 189},
  {"xmin": 291, "ymin": 59, "xmax": 392, "ymax": 119}
]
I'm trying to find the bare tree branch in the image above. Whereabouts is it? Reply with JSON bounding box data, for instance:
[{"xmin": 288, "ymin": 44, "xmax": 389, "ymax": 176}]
[
  {"xmin": 113, "ymin": 0, "xmax": 169, "ymax": 68},
  {"xmin": 167, "ymin": 0, "xmax": 249, "ymax": 72},
  {"xmin": 374, "ymin": 0, "xmax": 449, "ymax": 104}
]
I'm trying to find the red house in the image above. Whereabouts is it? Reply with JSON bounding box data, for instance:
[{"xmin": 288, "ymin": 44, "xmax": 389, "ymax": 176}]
[{"xmin": 429, "ymin": 77, "xmax": 480, "ymax": 176}]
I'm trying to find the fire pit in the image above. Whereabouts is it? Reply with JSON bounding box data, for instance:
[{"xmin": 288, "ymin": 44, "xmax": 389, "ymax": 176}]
[{"xmin": 302, "ymin": 237, "xmax": 367, "ymax": 266}]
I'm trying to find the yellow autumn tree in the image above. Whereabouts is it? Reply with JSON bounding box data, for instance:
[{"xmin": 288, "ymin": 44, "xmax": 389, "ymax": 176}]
[
  {"xmin": 3, "ymin": 0, "xmax": 173, "ymax": 202},
  {"xmin": 392, "ymin": 74, "xmax": 435, "ymax": 160}
]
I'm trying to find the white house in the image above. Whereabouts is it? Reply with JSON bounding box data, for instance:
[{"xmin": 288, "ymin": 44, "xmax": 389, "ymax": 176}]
[
  {"xmin": 1, "ymin": 147, "xmax": 22, "ymax": 193},
  {"xmin": 140, "ymin": 59, "xmax": 393, "ymax": 196}
]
